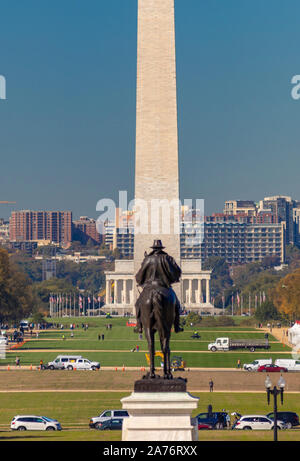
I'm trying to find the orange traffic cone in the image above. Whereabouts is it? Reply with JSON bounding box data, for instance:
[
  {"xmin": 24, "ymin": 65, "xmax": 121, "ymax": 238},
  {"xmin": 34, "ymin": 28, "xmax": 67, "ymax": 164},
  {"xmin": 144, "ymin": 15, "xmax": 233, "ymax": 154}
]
[
  {"xmin": 7, "ymin": 365, "xmax": 10, "ymax": 371},
  {"xmin": 30, "ymin": 364, "xmax": 32, "ymax": 370}
]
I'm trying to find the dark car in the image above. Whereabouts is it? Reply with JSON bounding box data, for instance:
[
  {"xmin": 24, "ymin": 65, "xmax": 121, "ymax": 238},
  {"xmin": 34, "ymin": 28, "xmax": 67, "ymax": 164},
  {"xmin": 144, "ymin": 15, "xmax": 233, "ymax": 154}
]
[
  {"xmin": 196, "ymin": 412, "xmax": 229, "ymax": 429},
  {"xmin": 257, "ymin": 364, "xmax": 288, "ymax": 373},
  {"xmin": 266, "ymin": 412, "xmax": 299, "ymax": 429},
  {"xmin": 95, "ymin": 418, "xmax": 123, "ymax": 431}
]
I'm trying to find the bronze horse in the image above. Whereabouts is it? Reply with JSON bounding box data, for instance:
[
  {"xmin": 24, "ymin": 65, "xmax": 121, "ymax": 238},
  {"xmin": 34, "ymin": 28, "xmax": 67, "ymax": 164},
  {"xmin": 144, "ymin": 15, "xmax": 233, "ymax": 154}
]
[{"xmin": 135, "ymin": 241, "xmax": 183, "ymax": 379}]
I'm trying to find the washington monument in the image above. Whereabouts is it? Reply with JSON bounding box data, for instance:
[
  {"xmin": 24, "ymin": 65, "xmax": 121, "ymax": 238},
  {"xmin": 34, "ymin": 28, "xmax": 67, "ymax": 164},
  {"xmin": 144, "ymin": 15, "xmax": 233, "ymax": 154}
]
[
  {"xmin": 134, "ymin": 0, "xmax": 180, "ymax": 272},
  {"xmin": 104, "ymin": 0, "xmax": 214, "ymax": 315}
]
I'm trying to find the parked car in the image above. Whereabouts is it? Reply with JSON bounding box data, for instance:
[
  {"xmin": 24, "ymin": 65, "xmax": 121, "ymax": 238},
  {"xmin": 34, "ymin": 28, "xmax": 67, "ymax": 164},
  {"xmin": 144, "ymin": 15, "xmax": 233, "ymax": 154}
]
[
  {"xmin": 243, "ymin": 359, "xmax": 272, "ymax": 371},
  {"xmin": 196, "ymin": 412, "xmax": 229, "ymax": 429},
  {"xmin": 232, "ymin": 415, "xmax": 286, "ymax": 430},
  {"xmin": 10, "ymin": 415, "xmax": 62, "ymax": 431},
  {"xmin": 266, "ymin": 411, "xmax": 299, "ymax": 429},
  {"xmin": 257, "ymin": 364, "xmax": 288, "ymax": 373},
  {"xmin": 95, "ymin": 418, "xmax": 123, "ymax": 431},
  {"xmin": 46, "ymin": 355, "xmax": 100, "ymax": 371},
  {"xmin": 0, "ymin": 336, "xmax": 8, "ymax": 345},
  {"xmin": 198, "ymin": 423, "xmax": 213, "ymax": 430},
  {"xmin": 89, "ymin": 410, "xmax": 129, "ymax": 429}
]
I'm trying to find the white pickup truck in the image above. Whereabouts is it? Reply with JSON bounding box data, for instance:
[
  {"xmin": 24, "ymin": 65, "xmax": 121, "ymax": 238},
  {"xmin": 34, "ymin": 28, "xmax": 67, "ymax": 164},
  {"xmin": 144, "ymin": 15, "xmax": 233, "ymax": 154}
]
[{"xmin": 208, "ymin": 337, "xmax": 270, "ymax": 352}]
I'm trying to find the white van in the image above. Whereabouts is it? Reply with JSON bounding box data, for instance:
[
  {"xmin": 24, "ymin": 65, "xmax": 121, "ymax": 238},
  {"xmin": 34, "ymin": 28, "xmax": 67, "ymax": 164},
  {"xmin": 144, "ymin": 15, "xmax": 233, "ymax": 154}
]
[
  {"xmin": 47, "ymin": 355, "xmax": 100, "ymax": 371},
  {"xmin": 275, "ymin": 359, "xmax": 300, "ymax": 371},
  {"xmin": 243, "ymin": 359, "xmax": 272, "ymax": 371}
]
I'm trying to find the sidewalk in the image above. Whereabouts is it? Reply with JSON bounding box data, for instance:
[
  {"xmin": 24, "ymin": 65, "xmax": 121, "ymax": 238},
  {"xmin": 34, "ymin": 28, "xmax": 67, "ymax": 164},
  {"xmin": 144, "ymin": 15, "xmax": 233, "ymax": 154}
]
[{"xmin": 262, "ymin": 327, "xmax": 292, "ymax": 348}]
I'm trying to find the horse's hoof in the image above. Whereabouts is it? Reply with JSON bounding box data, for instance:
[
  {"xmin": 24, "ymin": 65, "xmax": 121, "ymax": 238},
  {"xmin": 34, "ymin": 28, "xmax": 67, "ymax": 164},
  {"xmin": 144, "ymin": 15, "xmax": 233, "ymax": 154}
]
[{"xmin": 164, "ymin": 374, "xmax": 173, "ymax": 380}]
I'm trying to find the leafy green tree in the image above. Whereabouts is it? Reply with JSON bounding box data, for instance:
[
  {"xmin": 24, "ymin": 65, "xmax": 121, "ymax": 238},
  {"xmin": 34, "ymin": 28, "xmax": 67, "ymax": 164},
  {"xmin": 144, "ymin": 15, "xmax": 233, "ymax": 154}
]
[
  {"xmin": 255, "ymin": 300, "xmax": 281, "ymax": 322},
  {"xmin": 0, "ymin": 249, "xmax": 36, "ymax": 323},
  {"xmin": 183, "ymin": 312, "xmax": 202, "ymax": 326}
]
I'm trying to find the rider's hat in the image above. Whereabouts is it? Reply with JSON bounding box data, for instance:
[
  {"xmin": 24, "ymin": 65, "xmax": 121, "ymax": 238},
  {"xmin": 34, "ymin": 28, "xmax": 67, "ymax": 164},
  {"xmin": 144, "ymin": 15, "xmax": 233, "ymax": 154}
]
[{"xmin": 151, "ymin": 239, "xmax": 165, "ymax": 249}]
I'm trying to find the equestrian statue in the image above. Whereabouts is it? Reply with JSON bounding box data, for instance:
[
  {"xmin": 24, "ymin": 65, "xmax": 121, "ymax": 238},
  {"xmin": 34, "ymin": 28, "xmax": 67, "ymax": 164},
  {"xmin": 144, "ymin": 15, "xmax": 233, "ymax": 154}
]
[{"xmin": 135, "ymin": 240, "xmax": 183, "ymax": 379}]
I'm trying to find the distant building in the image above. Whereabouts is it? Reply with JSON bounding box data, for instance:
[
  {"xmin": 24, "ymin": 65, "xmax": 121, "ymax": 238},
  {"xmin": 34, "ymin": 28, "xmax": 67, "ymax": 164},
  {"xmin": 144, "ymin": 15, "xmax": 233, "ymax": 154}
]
[
  {"xmin": 34, "ymin": 252, "xmax": 106, "ymax": 264},
  {"xmin": 181, "ymin": 220, "xmax": 285, "ymax": 265},
  {"xmin": 0, "ymin": 219, "xmax": 9, "ymax": 243},
  {"xmin": 293, "ymin": 204, "xmax": 300, "ymax": 246},
  {"xmin": 224, "ymin": 200, "xmax": 257, "ymax": 216},
  {"xmin": 9, "ymin": 210, "xmax": 72, "ymax": 245},
  {"xmin": 72, "ymin": 216, "xmax": 102, "ymax": 244},
  {"xmin": 259, "ymin": 196, "xmax": 295, "ymax": 245},
  {"xmin": 103, "ymin": 209, "xmax": 134, "ymax": 257},
  {"xmin": 9, "ymin": 241, "xmax": 38, "ymax": 256}
]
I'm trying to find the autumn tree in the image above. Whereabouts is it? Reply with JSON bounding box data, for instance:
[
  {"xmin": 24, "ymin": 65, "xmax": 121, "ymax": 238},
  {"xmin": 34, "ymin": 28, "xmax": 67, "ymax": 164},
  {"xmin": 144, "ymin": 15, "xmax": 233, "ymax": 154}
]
[
  {"xmin": 0, "ymin": 248, "xmax": 36, "ymax": 323},
  {"xmin": 273, "ymin": 269, "xmax": 300, "ymax": 320}
]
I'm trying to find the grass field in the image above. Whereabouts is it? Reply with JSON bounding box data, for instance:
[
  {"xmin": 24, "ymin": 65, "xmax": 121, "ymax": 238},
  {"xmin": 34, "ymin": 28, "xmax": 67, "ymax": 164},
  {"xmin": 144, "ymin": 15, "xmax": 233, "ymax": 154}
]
[
  {"xmin": 0, "ymin": 390, "xmax": 299, "ymax": 441},
  {"xmin": 1, "ymin": 317, "xmax": 297, "ymax": 443},
  {"xmin": 1, "ymin": 317, "xmax": 292, "ymax": 368}
]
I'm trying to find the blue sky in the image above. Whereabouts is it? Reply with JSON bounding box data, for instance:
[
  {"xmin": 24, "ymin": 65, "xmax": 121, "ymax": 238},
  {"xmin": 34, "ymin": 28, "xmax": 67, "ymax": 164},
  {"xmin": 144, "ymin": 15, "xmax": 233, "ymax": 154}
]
[{"xmin": 1, "ymin": 0, "xmax": 300, "ymax": 220}]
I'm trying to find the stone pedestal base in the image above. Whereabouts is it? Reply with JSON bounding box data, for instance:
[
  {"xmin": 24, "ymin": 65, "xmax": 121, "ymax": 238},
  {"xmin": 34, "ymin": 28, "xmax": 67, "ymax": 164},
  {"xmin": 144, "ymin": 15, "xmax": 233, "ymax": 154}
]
[{"xmin": 121, "ymin": 391, "xmax": 199, "ymax": 441}]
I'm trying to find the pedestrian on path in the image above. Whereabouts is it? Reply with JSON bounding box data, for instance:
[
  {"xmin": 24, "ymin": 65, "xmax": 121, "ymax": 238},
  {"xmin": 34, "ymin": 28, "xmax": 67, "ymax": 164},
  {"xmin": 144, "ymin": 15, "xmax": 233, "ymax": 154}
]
[
  {"xmin": 237, "ymin": 359, "xmax": 241, "ymax": 369},
  {"xmin": 209, "ymin": 378, "xmax": 214, "ymax": 392}
]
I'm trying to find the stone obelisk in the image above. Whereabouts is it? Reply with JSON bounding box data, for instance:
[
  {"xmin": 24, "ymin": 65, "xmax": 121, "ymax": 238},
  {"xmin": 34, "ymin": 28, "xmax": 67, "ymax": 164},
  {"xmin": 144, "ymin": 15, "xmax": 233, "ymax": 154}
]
[{"xmin": 134, "ymin": 0, "xmax": 180, "ymax": 272}]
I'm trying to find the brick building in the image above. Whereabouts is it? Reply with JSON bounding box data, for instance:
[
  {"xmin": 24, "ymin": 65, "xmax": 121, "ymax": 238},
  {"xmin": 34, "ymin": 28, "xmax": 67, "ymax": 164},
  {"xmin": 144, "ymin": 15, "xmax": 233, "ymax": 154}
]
[
  {"xmin": 72, "ymin": 216, "xmax": 101, "ymax": 244},
  {"xmin": 9, "ymin": 210, "xmax": 72, "ymax": 245}
]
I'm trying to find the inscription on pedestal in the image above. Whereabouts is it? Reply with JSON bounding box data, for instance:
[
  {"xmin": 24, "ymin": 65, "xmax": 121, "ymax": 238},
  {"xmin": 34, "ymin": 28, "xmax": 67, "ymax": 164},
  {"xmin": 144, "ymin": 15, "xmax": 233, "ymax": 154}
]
[{"xmin": 134, "ymin": 376, "xmax": 187, "ymax": 393}]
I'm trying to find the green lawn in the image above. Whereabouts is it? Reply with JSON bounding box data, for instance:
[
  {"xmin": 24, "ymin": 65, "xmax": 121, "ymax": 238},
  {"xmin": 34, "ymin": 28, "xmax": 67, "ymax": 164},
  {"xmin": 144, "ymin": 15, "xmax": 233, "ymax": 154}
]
[
  {"xmin": 3, "ymin": 318, "xmax": 289, "ymax": 368},
  {"xmin": 0, "ymin": 391, "xmax": 299, "ymax": 441},
  {"xmin": 2, "ymin": 350, "xmax": 294, "ymax": 368}
]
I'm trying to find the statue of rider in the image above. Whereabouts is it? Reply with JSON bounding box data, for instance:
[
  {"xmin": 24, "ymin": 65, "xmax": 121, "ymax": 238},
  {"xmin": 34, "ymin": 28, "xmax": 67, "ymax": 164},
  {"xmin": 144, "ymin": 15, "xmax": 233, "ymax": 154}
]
[{"xmin": 135, "ymin": 240, "xmax": 183, "ymax": 334}]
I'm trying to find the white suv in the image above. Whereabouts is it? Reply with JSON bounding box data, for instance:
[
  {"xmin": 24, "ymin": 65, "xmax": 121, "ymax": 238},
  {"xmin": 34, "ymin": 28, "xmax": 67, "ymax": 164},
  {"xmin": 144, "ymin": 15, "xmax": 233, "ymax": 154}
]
[
  {"xmin": 233, "ymin": 415, "xmax": 286, "ymax": 430},
  {"xmin": 11, "ymin": 415, "xmax": 62, "ymax": 431},
  {"xmin": 89, "ymin": 410, "xmax": 129, "ymax": 429},
  {"xmin": 47, "ymin": 355, "xmax": 100, "ymax": 370}
]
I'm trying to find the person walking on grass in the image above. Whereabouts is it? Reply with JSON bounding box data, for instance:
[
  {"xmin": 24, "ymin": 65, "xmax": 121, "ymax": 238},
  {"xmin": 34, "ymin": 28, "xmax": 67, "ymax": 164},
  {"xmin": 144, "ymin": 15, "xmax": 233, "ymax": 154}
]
[{"xmin": 15, "ymin": 357, "xmax": 20, "ymax": 367}]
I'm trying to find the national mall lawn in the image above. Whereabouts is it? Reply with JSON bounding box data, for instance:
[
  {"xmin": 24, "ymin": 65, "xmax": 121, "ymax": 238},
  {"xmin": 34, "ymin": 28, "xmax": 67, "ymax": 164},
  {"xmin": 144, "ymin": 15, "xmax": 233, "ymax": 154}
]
[{"xmin": 0, "ymin": 316, "xmax": 291, "ymax": 368}]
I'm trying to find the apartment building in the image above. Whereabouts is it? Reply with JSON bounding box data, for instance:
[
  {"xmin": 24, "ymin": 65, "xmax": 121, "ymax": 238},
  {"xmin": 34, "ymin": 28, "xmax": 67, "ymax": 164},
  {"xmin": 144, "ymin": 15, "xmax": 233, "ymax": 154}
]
[
  {"xmin": 72, "ymin": 216, "xmax": 102, "ymax": 244},
  {"xmin": 9, "ymin": 210, "xmax": 72, "ymax": 245}
]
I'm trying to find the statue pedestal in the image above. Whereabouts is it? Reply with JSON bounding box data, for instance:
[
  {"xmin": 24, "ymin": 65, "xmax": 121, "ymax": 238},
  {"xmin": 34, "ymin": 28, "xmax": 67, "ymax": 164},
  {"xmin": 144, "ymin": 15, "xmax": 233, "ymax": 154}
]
[{"xmin": 121, "ymin": 378, "xmax": 199, "ymax": 441}]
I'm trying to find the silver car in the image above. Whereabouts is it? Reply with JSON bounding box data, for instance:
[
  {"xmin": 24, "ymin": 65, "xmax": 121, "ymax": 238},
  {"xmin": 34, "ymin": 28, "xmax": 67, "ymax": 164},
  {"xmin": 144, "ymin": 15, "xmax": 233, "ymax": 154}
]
[{"xmin": 11, "ymin": 415, "xmax": 62, "ymax": 431}]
